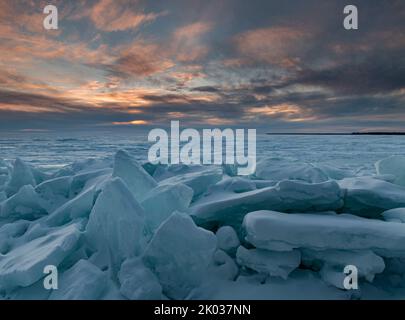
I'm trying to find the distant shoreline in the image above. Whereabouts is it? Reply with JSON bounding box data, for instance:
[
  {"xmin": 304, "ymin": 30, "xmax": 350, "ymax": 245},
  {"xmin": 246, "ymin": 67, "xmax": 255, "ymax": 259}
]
[
  {"xmin": 351, "ymin": 132, "xmax": 405, "ymax": 135},
  {"xmin": 266, "ymin": 132, "xmax": 405, "ymax": 135}
]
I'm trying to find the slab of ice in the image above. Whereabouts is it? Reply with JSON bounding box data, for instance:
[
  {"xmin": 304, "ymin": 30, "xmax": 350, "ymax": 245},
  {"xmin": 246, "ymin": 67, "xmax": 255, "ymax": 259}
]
[
  {"xmin": 384, "ymin": 257, "xmax": 405, "ymax": 277},
  {"xmin": 382, "ymin": 208, "xmax": 405, "ymax": 223},
  {"xmin": 54, "ymin": 157, "xmax": 112, "ymax": 178},
  {"xmin": 0, "ymin": 223, "xmax": 82, "ymax": 291},
  {"xmin": 85, "ymin": 178, "xmax": 146, "ymax": 275},
  {"xmin": 49, "ymin": 260, "xmax": 108, "ymax": 300},
  {"xmin": 0, "ymin": 220, "xmax": 30, "ymax": 255},
  {"xmin": 113, "ymin": 150, "xmax": 157, "ymax": 200},
  {"xmin": 159, "ymin": 168, "xmax": 222, "ymax": 199},
  {"xmin": 255, "ymin": 158, "xmax": 329, "ymax": 183},
  {"xmin": 45, "ymin": 187, "xmax": 96, "ymax": 226},
  {"xmin": 0, "ymin": 191, "xmax": 6, "ymax": 202},
  {"xmin": 208, "ymin": 177, "xmax": 257, "ymax": 194},
  {"xmin": 5, "ymin": 279, "xmax": 52, "ymax": 300},
  {"xmin": 191, "ymin": 180, "xmax": 343, "ymax": 229},
  {"xmin": 316, "ymin": 164, "xmax": 354, "ymax": 180},
  {"xmin": 0, "ymin": 175, "xmax": 8, "ymax": 191},
  {"xmin": 153, "ymin": 164, "xmax": 211, "ymax": 181},
  {"xmin": 36, "ymin": 176, "xmax": 72, "ymax": 196},
  {"xmin": 118, "ymin": 257, "xmax": 162, "ymax": 300},
  {"xmin": 216, "ymin": 226, "xmax": 240, "ymax": 255},
  {"xmin": 6, "ymin": 158, "xmax": 37, "ymax": 196},
  {"xmin": 209, "ymin": 250, "xmax": 239, "ymax": 281},
  {"xmin": 140, "ymin": 183, "xmax": 193, "ymax": 231},
  {"xmin": 236, "ymin": 246, "xmax": 301, "ymax": 279},
  {"xmin": 373, "ymin": 174, "xmax": 396, "ymax": 183},
  {"xmin": 142, "ymin": 162, "xmax": 160, "ymax": 176},
  {"xmin": 318, "ymin": 264, "xmax": 378, "ymax": 291},
  {"xmin": 338, "ymin": 177, "xmax": 405, "ymax": 217},
  {"xmin": 0, "ymin": 185, "xmax": 47, "ymax": 220},
  {"xmin": 253, "ymin": 180, "xmax": 279, "ymax": 189},
  {"xmin": 302, "ymin": 249, "xmax": 385, "ymax": 282},
  {"xmin": 319, "ymin": 265, "xmax": 347, "ymax": 289},
  {"xmin": 69, "ymin": 168, "xmax": 112, "ymax": 198},
  {"xmin": 30, "ymin": 166, "xmax": 50, "ymax": 186},
  {"xmin": 0, "ymin": 159, "xmax": 11, "ymax": 170},
  {"xmin": 243, "ymin": 211, "xmax": 405, "ymax": 257},
  {"xmin": 35, "ymin": 176, "xmax": 72, "ymax": 212},
  {"xmin": 143, "ymin": 212, "xmax": 217, "ymax": 299},
  {"xmin": 376, "ymin": 156, "xmax": 405, "ymax": 187}
]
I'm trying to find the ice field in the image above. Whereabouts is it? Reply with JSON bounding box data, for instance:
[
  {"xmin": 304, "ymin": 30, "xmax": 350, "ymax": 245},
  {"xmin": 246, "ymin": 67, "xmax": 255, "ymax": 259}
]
[{"xmin": 2, "ymin": 132, "xmax": 405, "ymax": 299}]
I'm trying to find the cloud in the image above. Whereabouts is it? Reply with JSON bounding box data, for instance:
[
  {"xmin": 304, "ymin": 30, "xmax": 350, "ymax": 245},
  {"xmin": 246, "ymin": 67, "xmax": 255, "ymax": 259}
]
[
  {"xmin": 104, "ymin": 42, "xmax": 175, "ymax": 78},
  {"xmin": 290, "ymin": 55, "xmax": 405, "ymax": 95},
  {"xmin": 1, "ymin": 0, "xmax": 405, "ymax": 132},
  {"xmin": 169, "ymin": 65, "xmax": 206, "ymax": 87},
  {"xmin": 174, "ymin": 21, "xmax": 213, "ymax": 39},
  {"xmin": 191, "ymin": 86, "xmax": 219, "ymax": 92},
  {"xmin": 89, "ymin": 0, "xmax": 164, "ymax": 32},
  {"xmin": 248, "ymin": 103, "xmax": 317, "ymax": 122},
  {"xmin": 112, "ymin": 120, "xmax": 148, "ymax": 125},
  {"xmin": 233, "ymin": 26, "xmax": 312, "ymax": 68},
  {"xmin": 171, "ymin": 22, "xmax": 213, "ymax": 62}
]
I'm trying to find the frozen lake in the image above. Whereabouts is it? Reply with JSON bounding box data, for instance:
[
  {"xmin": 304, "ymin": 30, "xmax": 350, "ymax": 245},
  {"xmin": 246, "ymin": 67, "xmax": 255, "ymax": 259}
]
[
  {"xmin": 2, "ymin": 131, "xmax": 405, "ymax": 299},
  {"xmin": 1, "ymin": 131, "xmax": 405, "ymax": 175}
]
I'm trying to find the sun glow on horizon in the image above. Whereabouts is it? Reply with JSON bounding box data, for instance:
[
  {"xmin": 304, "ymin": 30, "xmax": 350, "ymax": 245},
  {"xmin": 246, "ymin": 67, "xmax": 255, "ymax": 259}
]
[{"xmin": 112, "ymin": 120, "xmax": 149, "ymax": 126}]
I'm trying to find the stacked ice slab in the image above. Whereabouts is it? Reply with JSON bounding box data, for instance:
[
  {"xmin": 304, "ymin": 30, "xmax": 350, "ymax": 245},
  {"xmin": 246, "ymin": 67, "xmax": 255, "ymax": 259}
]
[{"xmin": 1, "ymin": 153, "xmax": 405, "ymax": 299}]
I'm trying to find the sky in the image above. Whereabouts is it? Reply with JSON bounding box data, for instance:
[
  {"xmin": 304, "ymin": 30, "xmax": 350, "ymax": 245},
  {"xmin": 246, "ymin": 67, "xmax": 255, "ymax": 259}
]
[{"xmin": 0, "ymin": 0, "xmax": 404, "ymax": 133}]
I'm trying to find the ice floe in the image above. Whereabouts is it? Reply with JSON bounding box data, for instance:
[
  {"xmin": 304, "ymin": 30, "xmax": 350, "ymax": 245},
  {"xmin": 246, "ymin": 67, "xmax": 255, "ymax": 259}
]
[
  {"xmin": 376, "ymin": 156, "xmax": 405, "ymax": 187},
  {"xmin": 382, "ymin": 208, "xmax": 405, "ymax": 223},
  {"xmin": 118, "ymin": 258, "xmax": 162, "ymax": 300},
  {"xmin": 236, "ymin": 246, "xmax": 301, "ymax": 279},
  {"xmin": 113, "ymin": 150, "xmax": 157, "ymax": 200},
  {"xmin": 85, "ymin": 178, "xmax": 146, "ymax": 275},
  {"xmin": 143, "ymin": 212, "xmax": 216, "ymax": 299},
  {"xmin": 140, "ymin": 183, "xmax": 193, "ymax": 231},
  {"xmin": 0, "ymin": 185, "xmax": 47, "ymax": 220},
  {"xmin": 0, "ymin": 222, "xmax": 82, "ymax": 292},
  {"xmin": 5, "ymin": 158, "xmax": 37, "ymax": 196},
  {"xmin": 338, "ymin": 176, "xmax": 405, "ymax": 217},
  {"xmin": 243, "ymin": 210, "xmax": 405, "ymax": 257},
  {"xmin": 49, "ymin": 260, "xmax": 108, "ymax": 300},
  {"xmin": 216, "ymin": 226, "xmax": 240, "ymax": 255},
  {"xmin": 191, "ymin": 180, "xmax": 343, "ymax": 229}
]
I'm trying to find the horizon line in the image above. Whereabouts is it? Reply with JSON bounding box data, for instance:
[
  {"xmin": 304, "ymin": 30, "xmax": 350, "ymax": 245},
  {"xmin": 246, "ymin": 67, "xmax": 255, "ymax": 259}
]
[{"xmin": 266, "ymin": 132, "xmax": 405, "ymax": 135}]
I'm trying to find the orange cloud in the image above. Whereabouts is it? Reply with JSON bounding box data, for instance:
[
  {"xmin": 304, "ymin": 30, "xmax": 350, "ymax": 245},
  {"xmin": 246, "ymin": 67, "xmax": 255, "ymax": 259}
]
[
  {"xmin": 64, "ymin": 85, "xmax": 167, "ymax": 108},
  {"xmin": 249, "ymin": 103, "xmax": 317, "ymax": 122},
  {"xmin": 90, "ymin": 0, "xmax": 163, "ymax": 32},
  {"xmin": 109, "ymin": 42, "xmax": 175, "ymax": 78},
  {"xmin": 170, "ymin": 65, "xmax": 205, "ymax": 85},
  {"xmin": 0, "ymin": 103, "xmax": 64, "ymax": 113},
  {"xmin": 203, "ymin": 117, "xmax": 235, "ymax": 125},
  {"xmin": 233, "ymin": 26, "xmax": 311, "ymax": 67},
  {"xmin": 0, "ymin": 24, "xmax": 112, "ymax": 66},
  {"xmin": 112, "ymin": 120, "xmax": 148, "ymax": 125},
  {"xmin": 174, "ymin": 22, "xmax": 213, "ymax": 40},
  {"xmin": 171, "ymin": 22, "xmax": 213, "ymax": 62}
]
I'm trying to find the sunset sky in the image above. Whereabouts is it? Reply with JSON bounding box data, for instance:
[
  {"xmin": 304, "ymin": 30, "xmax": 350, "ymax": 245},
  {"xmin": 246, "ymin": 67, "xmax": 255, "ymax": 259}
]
[{"xmin": 0, "ymin": 0, "xmax": 404, "ymax": 132}]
